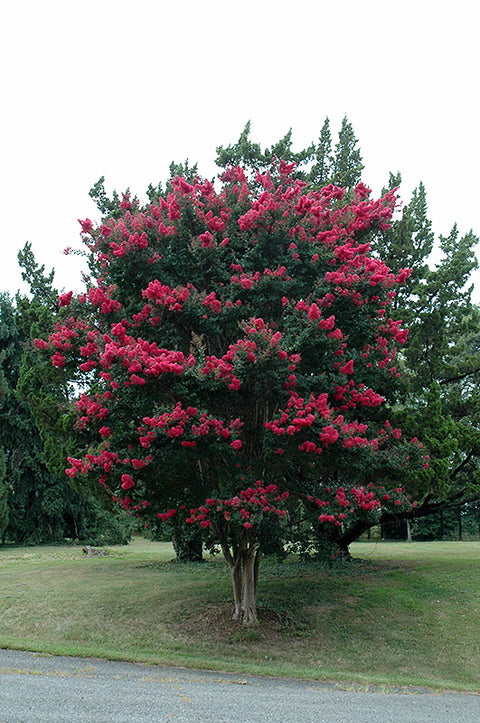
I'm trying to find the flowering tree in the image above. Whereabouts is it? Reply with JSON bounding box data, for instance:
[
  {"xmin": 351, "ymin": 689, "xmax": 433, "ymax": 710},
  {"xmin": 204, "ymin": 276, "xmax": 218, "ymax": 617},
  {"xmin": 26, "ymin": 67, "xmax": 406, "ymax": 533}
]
[{"xmin": 35, "ymin": 164, "xmax": 427, "ymax": 624}]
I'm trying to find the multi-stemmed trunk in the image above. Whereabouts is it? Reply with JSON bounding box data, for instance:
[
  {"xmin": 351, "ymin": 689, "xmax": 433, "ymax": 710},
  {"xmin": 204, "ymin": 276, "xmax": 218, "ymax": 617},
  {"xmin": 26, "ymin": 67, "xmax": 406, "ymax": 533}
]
[{"xmin": 218, "ymin": 529, "xmax": 260, "ymax": 625}]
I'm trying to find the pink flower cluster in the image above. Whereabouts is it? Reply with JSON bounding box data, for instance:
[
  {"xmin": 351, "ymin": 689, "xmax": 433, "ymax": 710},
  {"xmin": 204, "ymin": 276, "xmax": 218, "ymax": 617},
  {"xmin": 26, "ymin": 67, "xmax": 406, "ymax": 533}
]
[
  {"xmin": 182, "ymin": 481, "xmax": 289, "ymax": 530},
  {"xmin": 88, "ymin": 286, "xmax": 122, "ymax": 315},
  {"xmin": 138, "ymin": 402, "xmax": 243, "ymax": 451},
  {"xmin": 142, "ymin": 280, "xmax": 191, "ymax": 312},
  {"xmin": 306, "ymin": 481, "xmax": 414, "ymax": 527},
  {"xmin": 201, "ymin": 318, "xmax": 289, "ymax": 391}
]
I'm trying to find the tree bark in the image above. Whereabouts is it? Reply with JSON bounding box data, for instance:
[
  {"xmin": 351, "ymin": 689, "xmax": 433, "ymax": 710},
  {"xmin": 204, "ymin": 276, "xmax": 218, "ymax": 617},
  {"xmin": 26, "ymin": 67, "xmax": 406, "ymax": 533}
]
[
  {"xmin": 230, "ymin": 558, "xmax": 243, "ymax": 620},
  {"xmin": 219, "ymin": 528, "xmax": 260, "ymax": 625},
  {"xmin": 239, "ymin": 545, "xmax": 259, "ymax": 625},
  {"xmin": 406, "ymin": 518, "xmax": 412, "ymax": 543}
]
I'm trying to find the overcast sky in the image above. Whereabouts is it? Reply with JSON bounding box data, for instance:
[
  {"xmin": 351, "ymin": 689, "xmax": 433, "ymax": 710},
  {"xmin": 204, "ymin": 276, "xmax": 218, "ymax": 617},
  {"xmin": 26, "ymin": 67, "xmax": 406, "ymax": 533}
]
[{"xmin": 1, "ymin": 0, "xmax": 479, "ymax": 300}]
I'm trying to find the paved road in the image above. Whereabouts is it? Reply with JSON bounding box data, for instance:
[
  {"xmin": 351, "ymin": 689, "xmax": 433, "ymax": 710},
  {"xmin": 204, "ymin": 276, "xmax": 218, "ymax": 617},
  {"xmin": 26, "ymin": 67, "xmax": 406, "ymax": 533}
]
[{"xmin": 0, "ymin": 649, "xmax": 479, "ymax": 722}]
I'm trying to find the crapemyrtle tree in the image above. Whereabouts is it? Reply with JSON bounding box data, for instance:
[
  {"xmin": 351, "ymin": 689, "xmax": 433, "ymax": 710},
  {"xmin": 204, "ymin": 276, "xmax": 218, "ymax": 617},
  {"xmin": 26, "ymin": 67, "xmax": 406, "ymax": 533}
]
[{"xmin": 34, "ymin": 164, "xmax": 428, "ymax": 624}]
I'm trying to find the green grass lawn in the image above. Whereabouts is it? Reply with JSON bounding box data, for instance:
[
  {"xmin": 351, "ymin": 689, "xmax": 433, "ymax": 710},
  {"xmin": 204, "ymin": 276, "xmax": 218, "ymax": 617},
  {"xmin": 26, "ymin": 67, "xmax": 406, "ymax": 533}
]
[{"xmin": 1, "ymin": 537, "xmax": 479, "ymax": 692}]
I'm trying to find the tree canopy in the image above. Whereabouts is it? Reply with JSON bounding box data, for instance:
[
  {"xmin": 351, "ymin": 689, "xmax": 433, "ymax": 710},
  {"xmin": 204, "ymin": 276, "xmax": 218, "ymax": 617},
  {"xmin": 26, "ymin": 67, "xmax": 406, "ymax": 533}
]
[{"xmin": 34, "ymin": 159, "xmax": 432, "ymax": 623}]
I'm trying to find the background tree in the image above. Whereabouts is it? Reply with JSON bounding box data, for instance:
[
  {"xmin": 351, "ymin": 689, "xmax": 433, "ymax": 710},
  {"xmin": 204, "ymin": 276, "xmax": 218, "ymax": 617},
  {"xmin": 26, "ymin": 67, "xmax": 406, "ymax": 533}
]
[
  {"xmin": 308, "ymin": 116, "xmax": 333, "ymax": 188},
  {"xmin": 215, "ymin": 121, "xmax": 315, "ymax": 180},
  {"xmin": 371, "ymin": 179, "xmax": 480, "ymax": 529},
  {"xmin": 0, "ymin": 290, "xmax": 61, "ymax": 543},
  {"xmin": 214, "ymin": 115, "xmax": 364, "ymax": 193},
  {"xmin": 0, "ymin": 250, "xmax": 131, "ymax": 545},
  {"xmin": 331, "ymin": 115, "xmax": 364, "ymax": 189}
]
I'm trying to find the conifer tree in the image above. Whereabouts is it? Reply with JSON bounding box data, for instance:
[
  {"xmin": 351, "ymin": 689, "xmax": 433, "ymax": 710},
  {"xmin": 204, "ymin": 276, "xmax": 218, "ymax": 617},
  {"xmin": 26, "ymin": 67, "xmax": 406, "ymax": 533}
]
[
  {"xmin": 332, "ymin": 115, "xmax": 364, "ymax": 189},
  {"xmin": 215, "ymin": 121, "xmax": 314, "ymax": 179},
  {"xmin": 0, "ymin": 252, "xmax": 132, "ymax": 545},
  {"xmin": 308, "ymin": 116, "xmax": 333, "ymax": 188},
  {"xmin": 371, "ymin": 179, "xmax": 480, "ymax": 531}
]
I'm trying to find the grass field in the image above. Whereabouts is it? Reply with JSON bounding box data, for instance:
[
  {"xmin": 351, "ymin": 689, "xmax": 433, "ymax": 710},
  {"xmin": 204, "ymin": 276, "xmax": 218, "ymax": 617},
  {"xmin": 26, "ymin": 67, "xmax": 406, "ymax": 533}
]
[{"xmin": 1, "ymin": 537, "xmax": 479, "ymax": 692}]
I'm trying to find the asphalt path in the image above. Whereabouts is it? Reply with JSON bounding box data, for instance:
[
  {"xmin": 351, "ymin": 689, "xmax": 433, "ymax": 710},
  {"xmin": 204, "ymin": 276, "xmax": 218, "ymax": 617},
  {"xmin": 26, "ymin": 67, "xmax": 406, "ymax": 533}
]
[{"xmin": 0, "ymin": 649, "xmax": 479, "ymax": 722}]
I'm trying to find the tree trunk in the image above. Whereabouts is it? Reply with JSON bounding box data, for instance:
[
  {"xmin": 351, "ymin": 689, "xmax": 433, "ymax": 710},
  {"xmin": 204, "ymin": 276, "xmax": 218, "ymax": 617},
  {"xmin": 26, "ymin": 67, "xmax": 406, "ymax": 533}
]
[
  {"xmin": 219, "ymin": 530, "xmax": 260, "ymax": 625},
  {"xmin": 230, "ymin": 558, "xmax": 243, "ymax": 620},
  {"xmin": 406, "ymin": 519, "xmax": 412, "ymax": 543},
  {"xmin": 239, "ymin": 546, "xmax": 259, "ymax": 625}
]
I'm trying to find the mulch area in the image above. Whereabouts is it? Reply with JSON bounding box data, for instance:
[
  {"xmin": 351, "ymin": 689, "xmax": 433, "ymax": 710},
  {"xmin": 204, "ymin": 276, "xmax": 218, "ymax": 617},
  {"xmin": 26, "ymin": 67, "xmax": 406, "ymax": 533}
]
[{"xmin": 172, "ymin": 601, "xmax": 297, "ymax": 644}]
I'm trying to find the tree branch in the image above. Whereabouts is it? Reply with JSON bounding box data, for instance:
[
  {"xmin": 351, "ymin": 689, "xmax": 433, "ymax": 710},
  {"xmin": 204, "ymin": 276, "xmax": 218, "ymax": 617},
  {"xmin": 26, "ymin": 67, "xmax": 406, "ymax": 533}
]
[{"xmin": 439, "ymin": 367, "xmax": 480, "ymax": 385}]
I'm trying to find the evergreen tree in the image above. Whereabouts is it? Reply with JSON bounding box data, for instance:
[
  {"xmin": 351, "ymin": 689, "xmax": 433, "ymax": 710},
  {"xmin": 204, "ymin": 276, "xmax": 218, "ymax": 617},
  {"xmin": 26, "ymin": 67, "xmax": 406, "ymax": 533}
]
[
  {"xmin": 17, "ymin": 243, "xmax": 57, "ymax": 308},
  {"xmin": 374, "ymin": 180, "xmax": 434, "ymax": 314},
  {"xmin": 308, "ymin": 116, "xmax": 333, "ymax": 188},
  {"xmin": 215, "ymin": 121, "xmax": 314, "ymax": 179},
  {"xmin": 370, "ymin": 180, "xmax": 480, "ymax": 530},
  {"xmin": 0, "ymin": 291, "xmax": 61, "ymax": 543},
  {"xmin": 0, "ymin": 251, "xmax": 132, "ymax": 545},
  {"xmin": 216, "ymin": 115, "xmax": 363, "ymax": 192},
  {"xmin": 331, "ymin": 115, "xmax": 364, "ymax": 189},
  {"xmin": 88, "ymin": 177, "xmax": 127, "ymax": 220}
]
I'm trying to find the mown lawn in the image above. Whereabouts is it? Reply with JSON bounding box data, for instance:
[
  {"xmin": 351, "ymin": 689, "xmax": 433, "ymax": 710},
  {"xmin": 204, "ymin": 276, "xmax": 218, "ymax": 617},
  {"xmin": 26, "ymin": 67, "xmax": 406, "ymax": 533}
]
[{"xmin": 1, "ymin": 537, "xmax": 479, "ymax": 692}]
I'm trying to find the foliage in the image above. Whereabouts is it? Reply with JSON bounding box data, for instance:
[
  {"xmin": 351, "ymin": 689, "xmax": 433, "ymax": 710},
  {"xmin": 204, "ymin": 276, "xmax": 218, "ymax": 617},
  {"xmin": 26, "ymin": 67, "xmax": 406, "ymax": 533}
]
[
  {"xmin": 331, "ymin": 115, "xmax": 364, "ymax": 189},
  {"xmin": 0, "ymin": 251, "xmax": 132, "ymax": 546},
  {"xmin": 214, "ymin": 115, "xmax": 362, "ymax": 192},
  {"xmin": 216, "ymin": 121, "xmax": 480, "ymax": 524},
  {"xmin": 215, "ymin": 121, "xmax": 315, "ymax": 180},
  {"xmin": 372, "ymin": 177, "xmax": 480, "ymax": 520},
  {"xmin": 413, "ymin": 502, "xmax": 480, "ymax": 541},
  {"xmin": 382, "ymin": 502, "xmax": 480, "ymax": 542}
]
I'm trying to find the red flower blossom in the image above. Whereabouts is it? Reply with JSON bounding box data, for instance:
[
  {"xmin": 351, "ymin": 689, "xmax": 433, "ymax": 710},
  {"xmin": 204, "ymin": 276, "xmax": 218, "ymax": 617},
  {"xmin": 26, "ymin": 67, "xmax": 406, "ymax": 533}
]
[
  {"xmin": 59, "ymin": 291, "xmax": 73, "ymax": 307},
  {"xmin": 121, "ymin": 474, "xmax": 135, "ymax": 490},
  {"xmin": 339, "ymin": 360, "xmax": 354, "ymax": 375}
]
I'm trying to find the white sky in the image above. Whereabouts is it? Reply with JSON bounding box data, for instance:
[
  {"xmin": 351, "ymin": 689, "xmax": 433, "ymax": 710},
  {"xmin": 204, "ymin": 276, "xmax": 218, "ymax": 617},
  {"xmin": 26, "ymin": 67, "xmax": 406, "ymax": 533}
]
[{"xmin": 1, "ymin": 0, "xmax": 479, "ymax": 299}]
